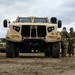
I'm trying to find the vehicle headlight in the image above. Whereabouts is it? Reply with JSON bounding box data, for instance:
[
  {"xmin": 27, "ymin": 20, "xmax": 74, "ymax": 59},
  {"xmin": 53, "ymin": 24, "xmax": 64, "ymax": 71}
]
[
  {"xmin": 48, "ymin": 26, "xmax": 54, "ymax": 32},
  {"xmin": 13, "ymin": 26, "xmax": 20, "ymax": 32}
]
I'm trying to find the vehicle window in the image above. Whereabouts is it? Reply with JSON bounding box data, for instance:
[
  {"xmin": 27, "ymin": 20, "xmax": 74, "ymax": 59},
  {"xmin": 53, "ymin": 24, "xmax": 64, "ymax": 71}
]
[
  {"xmin": 34, "ymin": 18, "xmax": 47, "ymax": 23},
  {"xmin": 0, "ymin": 39, "xmax": 6, "ymax": 42},
  {"xmin": 0, "ymin": 39, "xmax": 2, "ymax": 42},
  {"xmin": 18, "ymin": 18, "xmax": 31, "ymax": 23},
  {"xmin": 2, "ymin": 39, "xmax": 6, "ymax": 42}
]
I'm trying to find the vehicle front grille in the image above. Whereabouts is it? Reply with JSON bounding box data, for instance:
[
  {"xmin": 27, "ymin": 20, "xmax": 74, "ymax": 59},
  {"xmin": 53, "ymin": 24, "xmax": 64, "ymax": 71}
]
[
  {"xmin": 21, "ymin": 25, "xmax": 46, "ymax": 37},
  {"xmin": 37, "ymin": 26, "xmax": 46, "ymax": 37},
  {"xmin": 22, "ymin": 26, "xmax": 30, "ymax": 37}
]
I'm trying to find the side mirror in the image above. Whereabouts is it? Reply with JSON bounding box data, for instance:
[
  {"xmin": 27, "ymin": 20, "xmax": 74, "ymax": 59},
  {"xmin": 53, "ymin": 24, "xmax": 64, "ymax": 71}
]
[
  {"xmin": 3, "ymin": 19, "xmax": 10, "ymax": 28},
  {"xmin": 58, "ymin": 20, "xmax": 62, "ymax": 28},
  {"xmin": 50, "ymin": 17, "xmax": 57, "ymax": 24},
  {"xmin": 3, "ymin": 20, "xmax": 8, "ymax": 28}
]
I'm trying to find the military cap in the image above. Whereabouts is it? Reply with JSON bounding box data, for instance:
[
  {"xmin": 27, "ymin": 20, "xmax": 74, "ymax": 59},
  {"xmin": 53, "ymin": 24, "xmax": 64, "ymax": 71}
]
[
  {"xmin": 63, "ymin": 27, "xmax": 66, "ymax": 29},
  {"xmin": 70, "ymin": 27, "xmax": 73, "ymax": 30}
]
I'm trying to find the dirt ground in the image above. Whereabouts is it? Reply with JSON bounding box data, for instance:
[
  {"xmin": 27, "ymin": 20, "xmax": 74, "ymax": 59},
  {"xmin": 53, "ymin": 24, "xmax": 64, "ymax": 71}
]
[{"xmin": 0, "ymin": 53, "xmax": 75, "ymax": 75}]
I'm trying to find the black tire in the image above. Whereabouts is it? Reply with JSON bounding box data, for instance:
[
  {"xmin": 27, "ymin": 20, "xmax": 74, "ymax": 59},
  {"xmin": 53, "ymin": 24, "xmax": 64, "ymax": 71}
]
[
  {"xmin": 45, "ymin": 45, "xmax": 50, "ymax": 57},
  {"xmin": 51, "ymin": 17, "xmax": 57, "ymax": 24},
  {"xmin": 14, "ymin": 50, "xmax": 19, "ymax": 57},
  {"xmin": 14, "ymin": 43, "xmax": 19, "ymax": 57},
  {"xmin": 6, "ymin": 41, "xmax": 15, "ymax": 58},
  {"xmin": 51, "ymin": 42, "xmax": 60, "ymax": 58}
]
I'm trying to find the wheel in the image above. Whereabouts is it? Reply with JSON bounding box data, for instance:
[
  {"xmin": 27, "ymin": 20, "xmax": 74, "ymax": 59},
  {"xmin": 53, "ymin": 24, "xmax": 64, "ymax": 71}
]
[
  {"xmin": 6, "ymin": 41, "xmax": 15, "ymax": 58},
  {"xmin": 14, "ymin": 49, "xmax": 19, "ymax": 57},
  {"xmin": 51, "ymin": 42, "xmax": 60, "ymax": 58},
  {"xmin": 6, "ymin": 41, "xmax": 19, "ymax": 58},
  {"xmin": 14, "ymin": 43, "xmax": 19, "ymax": 57},
  {"xmin": 45, "ymin": 45, "xmax": 50, "ymax": 57}
]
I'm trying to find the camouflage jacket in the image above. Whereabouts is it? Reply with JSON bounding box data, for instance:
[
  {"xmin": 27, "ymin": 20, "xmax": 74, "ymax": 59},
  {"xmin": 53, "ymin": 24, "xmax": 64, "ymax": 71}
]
[
  {"xmin": 69, "ymin": 32, "xmax": 75, "ymax": 43},
  {"xmin": 61, "ymin": 30, "xmax": 69, "ymax": 41}
]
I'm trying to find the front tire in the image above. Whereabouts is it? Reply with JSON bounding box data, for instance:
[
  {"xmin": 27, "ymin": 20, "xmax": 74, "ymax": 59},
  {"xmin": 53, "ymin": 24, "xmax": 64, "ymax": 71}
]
[
  {"xmin": 14, "ymin": 43, "xmax": 19, "ymax": 57},
  {"xmin": 6, "ymin": 41, "xmax": 19, "ymax": 58},
  {"xmin": 51, "ymin": 42, "xmax": 60, "ymax": 58},
  {"xmin": 6, "ymin": 41, "xmax": 15, "ymax": 58}
]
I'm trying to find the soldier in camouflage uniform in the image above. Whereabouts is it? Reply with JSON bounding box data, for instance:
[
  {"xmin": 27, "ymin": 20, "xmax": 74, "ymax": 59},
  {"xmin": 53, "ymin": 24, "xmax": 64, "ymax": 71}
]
[
  {"xmin": 68, "ymin": 27, "xmax": 75, "ymax": 57},
  {"xmin": 61, "ymin": 27, "xmax": 69, "ymax": 57}
]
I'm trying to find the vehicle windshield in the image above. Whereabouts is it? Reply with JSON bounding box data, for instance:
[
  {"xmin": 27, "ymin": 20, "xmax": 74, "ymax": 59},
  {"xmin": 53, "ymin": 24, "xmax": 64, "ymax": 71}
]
[
  {"xmin": 18, "ymin": 18, "xmax": 31, "ymax": 23},
  {"xmin": 34, "ymin": 18, "xmax": 47, "ymax": 23},
  {"xmin": 0, "ymin": 39, "xmax": 6, "ymax": 42}
]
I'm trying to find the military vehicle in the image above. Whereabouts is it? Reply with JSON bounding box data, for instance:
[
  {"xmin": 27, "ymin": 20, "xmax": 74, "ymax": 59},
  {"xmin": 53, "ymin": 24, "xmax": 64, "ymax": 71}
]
[
  {"xmin": 0, "ymin": 38, "xmax": 6, "ymax": 51},
  {"xmin": 3, "ymin": 16, "xmax": 62, "ymax": 58}
]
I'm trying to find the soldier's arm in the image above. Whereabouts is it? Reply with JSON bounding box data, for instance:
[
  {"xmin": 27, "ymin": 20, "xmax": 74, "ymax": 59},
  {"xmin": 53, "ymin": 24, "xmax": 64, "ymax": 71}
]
[
  {"xmin": 66, "ymin": 31, "xmax": 69, "ymax": 38},
  {"xmin": 70, "ymin": 32, "xmax": 75, "ymax": 40},
  {"xmin": 66, "ymin": 31, "xmax": 70, "ymax": 42},
  {"xmin": 73, "ymin": 32, "xmax": 75, "ymax": 39}
]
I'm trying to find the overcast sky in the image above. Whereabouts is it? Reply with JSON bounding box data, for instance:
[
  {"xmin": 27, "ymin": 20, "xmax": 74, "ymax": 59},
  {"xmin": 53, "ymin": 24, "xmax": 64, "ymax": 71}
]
[{"xmin": 0, "ymin": 0, "xmax": 75, "ymax": 37}]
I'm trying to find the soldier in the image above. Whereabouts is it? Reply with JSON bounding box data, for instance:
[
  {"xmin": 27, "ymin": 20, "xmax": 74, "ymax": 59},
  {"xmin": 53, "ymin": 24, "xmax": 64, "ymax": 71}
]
[
  {"xmin": 61, "ymin": 27, "xmax": 69, "ymax": 57},
  {"xmin": 68, "ymin": 27, "xmax": 75, "ymax": 57}
]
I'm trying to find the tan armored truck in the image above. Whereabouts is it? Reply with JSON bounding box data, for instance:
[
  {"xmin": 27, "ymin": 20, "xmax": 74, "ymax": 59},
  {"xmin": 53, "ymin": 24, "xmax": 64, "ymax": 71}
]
[
  {"xmin": 3, "ymin": 16, "xmax": 62, "ymax": 58},
  {"xmin": 0, "ymin": 38, "xmax": 6, "ymax": 51}
]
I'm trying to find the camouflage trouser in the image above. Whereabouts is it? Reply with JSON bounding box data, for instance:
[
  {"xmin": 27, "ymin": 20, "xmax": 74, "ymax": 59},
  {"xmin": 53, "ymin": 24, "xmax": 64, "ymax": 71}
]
[
  {"xmin": 61, "ymin": 40, "xmax": 68, "ymax": 56},
  {"xmin": 68, "ymin": 41, "xmax": 75, "ymax": 55}
]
